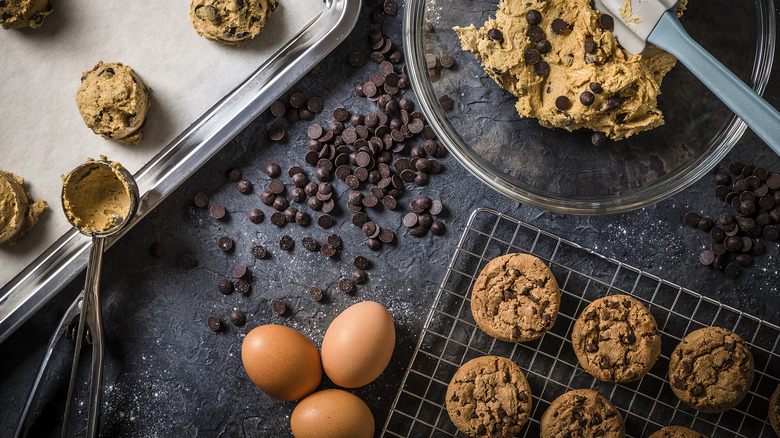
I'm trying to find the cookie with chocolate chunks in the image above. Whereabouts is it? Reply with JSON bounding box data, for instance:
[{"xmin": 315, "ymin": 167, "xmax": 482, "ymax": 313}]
[
  {"xmin": 540, "ymin": 389, "xmax": 625, "ymax": 438},
  {"xmin": 445, "ymin": 356, "xmax": 532, "ymax": 438},
  {"xmin": 470, "ymin": 253, "xmax": 560, "ymax": 342},
  {"xmin": 648, "ymin": 426, "xmax": 707, "ymax": 438},
  {"xmin": 669, "ymin": 326, "xmax": 754, "ymax": 413},
  {"xmin": 571, "ymin": 294, "xmax": 661, "ymax": 383}
]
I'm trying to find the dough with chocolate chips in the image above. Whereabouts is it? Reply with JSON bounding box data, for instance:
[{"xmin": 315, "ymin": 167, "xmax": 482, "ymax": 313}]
[
  {"xmin": 0, "ymin": 171, "xmax": 47, "ymax": 245},
  {"xmin": 540, "ymin": 389, "xmax": 625, "ymax": 438},
  {"xmin": 0, "ymin": 0, "xmax": 53, "ymax": 30},
  {"xmin": 190, "ymin": 0, "xmax": 278, "ymax": 46},
  {"xmin": 445, "ymin": 355, "xmax": 532, "ymax": 438},
  {"xmin": 454, "ymin": 0, "xmax": 686, "ymax": 141},
  {"xmin": 571, "ymin": 294, "xmax": 661, "ymax": 383},
  {"xmin": 669, "ymin": 326, "xmax": 754, "ymax": 413},
  {"xmin": 648, "ymin": 426, "xmax": 707, "ymax": 438},
  {"xmin": 470, "ymin": 253, "xmax": 560, "ymax": 342},
  {"xmin": 76, "ymin": 61, "xmax": 151, "ymax": 145}
]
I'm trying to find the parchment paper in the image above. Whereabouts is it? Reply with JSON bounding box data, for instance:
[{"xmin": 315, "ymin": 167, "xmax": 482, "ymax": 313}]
[{"xmin": 0, "ymin": 0, "xmax": 325, "ymax": 287}]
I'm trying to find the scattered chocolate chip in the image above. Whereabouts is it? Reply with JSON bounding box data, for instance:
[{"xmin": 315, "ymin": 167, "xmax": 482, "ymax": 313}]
[
  {"xmin": 317, "ymin": 214, "xmax": 333, "ymax": 229},
  {"xmin": 551, "ymin": 18, "xmax": 569, "ymax": 34},
  {"xmin": 584, "ymin": 36, "xmax": 596, "ymax": 53},
  {"xmin": 591, "ymin": 132, "xmax": 608, "ymax": 147},
  {"xmin": 527, "ymin": 25, "xmax": 544, "ymax": 42},
  {"xmin": 209, "ymin": 204, "xmax": 226, "ymax": 219},
  {"xmin": 218, "ymin": 278, "xmax": 234, "ymax": 295},
  {"xmin": 309, "ymin": 286, "xmax": 324, "ymax": 301},
  {"xmin": 207, "ymin": 315, "xmax": 221, "ymax": 331},
  {"xmin": 487, "ymin": 28, "xmax": 503, "ymax": 42},
  {"xmin": 555, "ymin": 96, "xmax": 571, "ymax": 111},
  {"xmin": 270, "ymin": 211, "xmax": 286, "ymax": 226},
  {"xmin": 526, "ymin": 10, "xmax": 542, "ymax": 25},
  {"xmin": 194, "ymin": 192, "xmax": 209, "ymax": 208},
  {"xmin": 179, "ymin": 254, "xmax": 195, "ymax": 269},
  {"xmin": 237, "ymin": 179, "xmax": 253, "ymax": 194},
  {"xmin": 272, "ymin": 300, "xmax": 287, "ymax": 315},
  {"xmin": 438, "ymin": 94, "xmax": 453, "ymax": 110},
  {"xmin": 217, "ymin": 236, "xmax": 233, "ymax": 251},
  {"xmin": 229, "ymin": 310, "xmax": 246, "ymax": 326},
  {"xmin": 339, "ymin": 278, "xmax": 355, "ymax": 293},
  {"xmin": 249, "ymin": 208, "xmax": 264, "ymax": 224},
  {"xmin": 279, "ymin": 235, "xmax": 294, "ymax": 250},
  {"xmin": 524, "ymin": 49, "xmax": 540, "ymax": 65},
  {"xmin": 599, "ymin": 13, "xmax": 614, "ymax": 31},
  {"xmin": 535, "ymin": 39, "xmax": 552, "ymax": 54},
  {"xmin": 534, "ymin": 61, "xmax": 550, "ymax": 76},
  {"xmin": 580, "ymin": 91, "xmax": 595, "ymax": 106},
  {"xmin": 251, "ymin": 244, "xmax": 267, "ymax": 259},
  {"xmin": 349, "ymin": 51, "xmax": 366, "ymax": 67},
  {"xmin": 352, "ymin": 269, "xmax": 368, "ymax": 284},
  {"xmin": 235, "ymin": 279, "xmax": 251, "ymax": 295}
]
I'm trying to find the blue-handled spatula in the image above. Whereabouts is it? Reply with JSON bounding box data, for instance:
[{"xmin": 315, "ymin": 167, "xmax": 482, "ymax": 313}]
[{"xmin": 593, "ymin": 0, "xmax": 780, "ymax": 154}]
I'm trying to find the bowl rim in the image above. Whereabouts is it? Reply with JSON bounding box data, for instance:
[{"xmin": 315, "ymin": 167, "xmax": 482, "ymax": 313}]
[{"xmin": 403, "ymin": 0, "xmax": 777, "ymax": 214}]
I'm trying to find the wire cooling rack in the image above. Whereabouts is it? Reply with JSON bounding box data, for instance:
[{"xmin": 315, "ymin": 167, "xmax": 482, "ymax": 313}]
[{"xmin": 381, "ymin": 208, "xmax": 780, "ymax": 438}]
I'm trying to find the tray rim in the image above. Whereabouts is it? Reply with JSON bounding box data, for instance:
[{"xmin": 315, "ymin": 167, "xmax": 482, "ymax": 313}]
[{"xmin": 0, "ymin": 0, "xmax": 361, "ymax": 344}]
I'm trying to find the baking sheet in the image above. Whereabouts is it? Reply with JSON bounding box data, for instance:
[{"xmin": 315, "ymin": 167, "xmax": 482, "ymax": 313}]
[{"xmin": 0, "ymin": 0, "xmax": 324, "ymax": 287}]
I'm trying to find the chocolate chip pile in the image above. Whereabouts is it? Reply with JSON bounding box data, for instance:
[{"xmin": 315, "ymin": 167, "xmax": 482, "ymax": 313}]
[{"xmin": 686, "ymin": 161, "xmax": 780, "ymax": 278}]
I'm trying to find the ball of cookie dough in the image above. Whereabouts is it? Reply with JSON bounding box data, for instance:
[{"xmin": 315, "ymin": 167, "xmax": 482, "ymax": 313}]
[
  {"xmin": 669, "ymin": 326, "xmax": 754, "ymax": 414},
  {"xmin": 190, "ymin": 0, "xmax": 278, "ymax": 46},
  {"xmin": 0, "ymin": 0, "xmax": 53, "ymax": 30},
  {"xmin": 0, "ymin": 171, "xmax": 47, "ymax": 245},
  {"xmin": 76, "ymin": 61, "xmax": 151, "ymax": 145},
  {"xmin": 445, "ymin": 356, "xmax": 532, "ymax": 437}
]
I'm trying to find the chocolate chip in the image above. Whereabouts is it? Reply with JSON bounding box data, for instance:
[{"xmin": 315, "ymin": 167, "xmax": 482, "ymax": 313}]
[
  {"xmin": 438, "ymin": 94, "xmax": 454, "ymax": 110},
  {"xmin": 272, "ymin": 300, "xmax": 287, "ymax": 315},
  {"xmin": 349, "ymin": 51, "xmax": 366, "ymax": 67},
  {"xmin": 227, "ymin": 310, "xmax": 246, "ymax": 326},
  {"xmin": 269, "ymin": 101, "xmax": 285, "ymax": 117},
  {"xmin": 431, "ymin": 220, "xmax": 446, "ymax": 235},
  {"xmin": 534, "ymin": 40, "xmax": 551, "ymax": 55},
  {"xmin": 273, "ymin": 196, "xmax": 289, "ymax": 212},
  {"xmin": 599, "ymin": 13, "xmax": 614, "ymax": 31},
  {"xmin": 207, "ymin": 315, "xmax": 221, "ymax": 331},
  {"xmin": 526, "ymin": 9, "xmax": 542, "ymax": 25},
  {"xmin": 209, "ymin": 204, "xmax": 226, "ymax": 219},
  {"xmin": 351, "ymin": 269, "xmax": 368, "ymax": 285},
  {"xmin": 699, "ymin": 250, "xmax": 715, "ymax": 265},
  {"xmin": 251, "ymin": 244, "xmax": 267, "ymax": 259},
  {"xmin": 194, "ymin": 192, "xmax": 209, "ymax": 208},
  {"xmin": 591, "ymin": 132, "xmax": 608, "ymax": 147},
  {"xmin": 270, "ymin": 211, "xmax": 286, "ymax": 227},
  {"xmin": 589, "ymin": 82, "xmax": 603, "ymax": 94},
  {"xmin": 218, "ymin": 278, "xmax": 234, "ymax": 295},
  {"xmin": 607, "ymin": 96, "xmax": 622, "ymax": 110},
  {"xmin": 317, "ymin": 214, "xmax": 333, "ymax": 229},
  {"xmin": 237, "ymin": 179, "xmax": 253, "ymax": 194},
  {"xmin": 534, "ymin": 61, "xmax": 550, "ymax": 76},
  {"xmin": 233, "ymin": 264, "xmax": 250, "ymax": 280},
  {"xmin": 339, "ymin": 278, "xmax": 355, "ymax": 293},
  {"xmin": 524, "ymin": 49, "xmax": 540, "ymax": 65},
  {"xmin": 725, "ymin": 263, "xmax": 741, "ymax": 278},
  {"xmin": 584, "ymin": 36, "xmax": 596, "ymax": 53},
  {"xmin": 278, "ymin": 235, "xmax": 295, "ymax": 252},
  {"xmin": 763, "ymin": 225, "xmax": 779, "ymax": 240},
  {"xmin": 684, "ymin": 211, "xmax": 700, "ymax": 227},
  {"xmin": 579, "ymin": 91, "xmax": 595, "ymax": 106},
  {"xmin": 234, "ymin": 279, "xmax": 250, "ymax": 295},
  {"xmin": 149, "ymin": 243, "xmax": 165, "ymax": 259},
  {"xmin": 179, "ymin": 254, "xmax": 195, "ymax": 269},
  {"xmin": 724, "ymin": 236, "xmax": 743, "ymax": 252},
  {"xmin": 551, "ymin": 18, "xmax": 569, "ymax": 34},
  {"xmin": 527, "ymin": 25, "xmax": 544, "ymax": 42},
  {"xmin": 268, "ymin": 126, "xmax": 285, "ymax": 141},
  {"xmin": 217, "ymin": 236, "xmax": 233, "ymax": 251},
  {"xmin": 487, "ymin": 28, "xmax": 503, "ymax": 42},
  {"xmin": 555, "ymin": 96, "xmax": 571, "ymax": 111},
  {"xmin": 366, "ymin": 238, "xmax": 383, "ymax": 250}
]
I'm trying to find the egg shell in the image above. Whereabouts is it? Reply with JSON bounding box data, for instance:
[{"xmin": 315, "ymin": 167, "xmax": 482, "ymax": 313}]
[
  {"xmin": 321, "ymin": 301, "xmax": 395, "ymax": 388},
  {"xmin": 241, "ymin": 324, "xmax": 322, "ymax": 401},
  {"xmin": 291, "ymin": 389, "xmax": 374, "ymax": 438}
]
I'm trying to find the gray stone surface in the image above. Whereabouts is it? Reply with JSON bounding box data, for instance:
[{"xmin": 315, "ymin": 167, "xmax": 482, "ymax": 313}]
[{"xmin": 1, "ymin": 2, "xmax": 779, "ymax": 437}]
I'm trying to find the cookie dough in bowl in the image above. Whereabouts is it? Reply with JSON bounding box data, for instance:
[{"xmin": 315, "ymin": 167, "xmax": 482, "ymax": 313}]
[
  {"xmin": 76, "ymin": 61, "xmax": 151, "ymax": 145},
  {"xmin": 190, "ymin": 0, "xmax": 278, "ymax": 46},
  {"xmin": 0, "ymin": 171, "xmax": 47, "ymax": 245},
  {"xmin": 0, "ymin": 0, "xmax": 53, "ymax": 29},
  {"xmin": 454, "ymin": 0, "xmax": 685, "ymax": 142}
]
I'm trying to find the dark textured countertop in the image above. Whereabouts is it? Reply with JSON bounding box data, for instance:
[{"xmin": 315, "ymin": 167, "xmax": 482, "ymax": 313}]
[{"xmin": 2, "ymin": 2, "xmax": 779, "ymax": 437}]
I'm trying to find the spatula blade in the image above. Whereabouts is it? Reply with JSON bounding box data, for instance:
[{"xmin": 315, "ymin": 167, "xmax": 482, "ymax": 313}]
[{"xmin": 593, "ymin": 0, "xmax": 678, "ymax": 54}]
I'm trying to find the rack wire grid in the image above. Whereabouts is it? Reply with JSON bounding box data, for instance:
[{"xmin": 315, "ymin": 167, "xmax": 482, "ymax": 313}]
[{"xmin": 381, "ymin": 208, "xmax": 780, "ymax": 438}]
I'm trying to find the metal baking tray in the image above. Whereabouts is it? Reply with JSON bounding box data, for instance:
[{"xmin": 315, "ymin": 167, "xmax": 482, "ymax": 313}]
[
  {"xmin": 382, "ymin": 208, "xmax": 779, "ymax": 437},
  {"xmin": 0, "ymin": 0, "xmax": 360, "ymax": 343}
]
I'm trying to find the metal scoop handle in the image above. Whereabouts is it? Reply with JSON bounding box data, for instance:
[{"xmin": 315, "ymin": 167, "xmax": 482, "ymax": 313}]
[{"xmin": 647, "ymin": 12, "xmax": 780, "ymax": 155}]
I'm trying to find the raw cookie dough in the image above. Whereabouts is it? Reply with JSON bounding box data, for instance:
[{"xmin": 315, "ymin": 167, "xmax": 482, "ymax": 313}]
[
  {"xmin": 769, "ymin": 382, "xmax": 780, "ymax": 436},
  {"xmin": 0, "ymin": 0, "xmax": 53, "ymax": 29},
  {"xmin": 648, "ymin": 426, "xmax": 707, "ymax": 438},
  {"xmin": 668, "ymin": 326, "xmax": 754, "ymax": 414},
  {"xmin": 571, "ymin": 294, "xmax": 661, "ymax": 383},
  {"xmin": 540, "ymin": 389, "xmax": 625, "ymax": 438},
  {"xmin": 62, "ymin": 158, "xmax": 133, "ymax": 234},
  {"xmin": 0, "ymin": 171, "xmax": 47, "ymax": 245},
  {"xmin": 470, "ymin": 253, "xmax": 560, "ymax": 342},
  {"xmin": 454, "ymin": 0, "xmax": 684, "ymax": 140},
  {"xmin": 76, "ymin": 61, "xmax": 151, "ymax": 145},
  {"xmin": 190, "ymin": 0, "xmax": 278, "ymax": 46},
  {"xmin": 445, "ymin": 356, "xmax": 532, "ymax": 437}
]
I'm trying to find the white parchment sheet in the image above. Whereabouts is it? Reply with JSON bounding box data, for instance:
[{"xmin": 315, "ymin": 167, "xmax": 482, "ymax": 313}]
[{"xmin": 0, "ymin": 0, "xmax": 325, "ymax": 287}]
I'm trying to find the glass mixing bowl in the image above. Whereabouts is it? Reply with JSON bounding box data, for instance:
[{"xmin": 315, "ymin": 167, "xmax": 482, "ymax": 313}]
[{"xmin": 404, "ymin": 0, "xmax": 776, "ymax": 214}]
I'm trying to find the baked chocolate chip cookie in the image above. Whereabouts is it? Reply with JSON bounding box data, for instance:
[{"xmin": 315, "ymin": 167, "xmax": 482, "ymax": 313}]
[
  {"xmin": 669, "ymin": 326, "xmax": 754, "ymax": 413},
  {"xmin": 540, "ymin": 389, "xmax": 625, "ymax": 438},
  {"xmin": 445, "ymin": 356, "xmax": 532, "ymax": 437},
  {"xmin": 470, "ymin": 253, "xmax": 560, "ymax": 342},
  {"xmin": 648, "ymin": 426, "xmax": 707, "ymax": 438},
  {"xmin": 0, "ymin": 0, "xmax": 52, "ymax": 29},
  {"xmin": 76, "ymin": 61, "xmax": 151, "ymax": 145},
  {"xmin": 770, "ymin": 382, "xmax": 780, "ymax": 437},
  {"xmin": 571, "ymin": 294, "xmax": 661, "ymax": 383},
  {"xmin": 190, "ymin": 0, "xmax": 278, "ymax": 46}
]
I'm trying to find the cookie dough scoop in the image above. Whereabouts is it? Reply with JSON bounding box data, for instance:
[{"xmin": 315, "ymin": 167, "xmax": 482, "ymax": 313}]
[
  {"xmin": 593, "ymin": 0, "xmax": 780, "ymax": 155},
  {"xmin": 15, "ymin": 158, "xmax": 138, "ymax": 438}
]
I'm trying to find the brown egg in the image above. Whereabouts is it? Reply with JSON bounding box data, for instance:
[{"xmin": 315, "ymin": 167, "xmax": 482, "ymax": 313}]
[
  {"xmin": 291, "ymin": 389, "xmax": 374, "ymax": 438},
  {"xmin": 241, "ymin": 324, "xmax": 322, "ymax": 401},
  {"xmin": 321, "ymin": 301, "xmax": 395, "ymax": 388}
]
